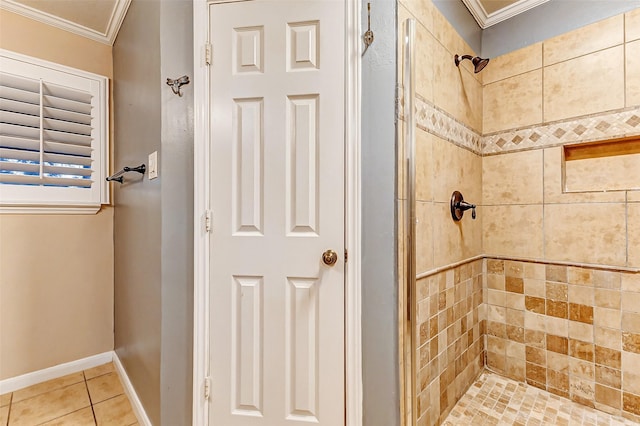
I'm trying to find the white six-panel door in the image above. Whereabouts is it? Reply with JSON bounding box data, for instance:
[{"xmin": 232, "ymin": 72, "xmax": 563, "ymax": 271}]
[{"xmin": 208, "ymin": 1, "xmax": 345, "ymax": 424}]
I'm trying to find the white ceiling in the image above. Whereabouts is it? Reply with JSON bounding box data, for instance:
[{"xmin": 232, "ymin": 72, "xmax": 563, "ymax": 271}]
[
  {"xmin": 464, "ymin": 0, "xmax": 551, "ymax": 28},
  {"xmin": 0, "ymin": 0, "xmax": 131, "ymax": 45}
]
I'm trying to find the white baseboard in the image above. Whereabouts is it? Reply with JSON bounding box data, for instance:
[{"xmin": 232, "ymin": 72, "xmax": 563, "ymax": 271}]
[
  {"xmin": 113, "ymin": 352, "xmax": 152, "ymax": 426},
  {"xmin": 0, "ymin": 351, "xmax": 113, "ymax": 394}
]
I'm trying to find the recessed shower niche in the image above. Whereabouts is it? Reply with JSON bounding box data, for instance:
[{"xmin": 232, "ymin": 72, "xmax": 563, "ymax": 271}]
[{"xmin": 563, "ymin": 137, "xmax": 640, "ymax": 193}]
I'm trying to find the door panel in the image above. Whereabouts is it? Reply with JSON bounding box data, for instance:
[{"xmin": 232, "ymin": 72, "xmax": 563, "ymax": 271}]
[{"xmin": 209, "ymin": 1, "xmax": 345, "ymax": 425}]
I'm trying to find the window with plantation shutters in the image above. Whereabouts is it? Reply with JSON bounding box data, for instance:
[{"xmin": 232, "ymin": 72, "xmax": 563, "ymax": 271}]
[{"xmin": 0, "ymin": 49, "xmax": 108, "ymax": 213}]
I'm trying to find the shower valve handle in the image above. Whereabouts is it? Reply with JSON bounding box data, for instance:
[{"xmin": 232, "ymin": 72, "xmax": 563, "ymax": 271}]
[
  {"xmin": 456, "ymin": 201, "xmax": 476, "ymax": 219},
  {"xmin": 450, "ymin": 191, "xmax": 477, "ymax": 221}
]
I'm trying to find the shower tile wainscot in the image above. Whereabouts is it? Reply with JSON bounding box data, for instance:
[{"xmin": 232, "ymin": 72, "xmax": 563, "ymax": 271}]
[
  {"xmin": 483, "ymin": 258, "xmax": 640, "ymax": 422},
  {"xmin": 415, "ymin": 259, "xmax": 485, "ymax": 425}
]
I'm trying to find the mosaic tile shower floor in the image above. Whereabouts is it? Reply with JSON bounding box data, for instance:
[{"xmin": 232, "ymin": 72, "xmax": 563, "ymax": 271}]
[{"xmin": 443, "ymin": 372, "xmax": 639, "ymax": 426}]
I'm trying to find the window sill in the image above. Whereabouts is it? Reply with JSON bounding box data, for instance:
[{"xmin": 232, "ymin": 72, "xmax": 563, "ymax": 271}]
[{"xmin": 0, "ymin": 204, "xmax": 102, "ymax": 215}]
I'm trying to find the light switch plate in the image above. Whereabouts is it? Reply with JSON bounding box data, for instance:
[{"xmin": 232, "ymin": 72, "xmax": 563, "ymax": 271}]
[{"xmin": 148, "ymin": 151, "xmax": 158, "ymax": 179}]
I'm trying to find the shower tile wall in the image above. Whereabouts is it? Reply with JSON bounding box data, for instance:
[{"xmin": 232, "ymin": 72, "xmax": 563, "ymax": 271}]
[
  {"xmin": 398, "ymin": 1, "xmax": 485, "ymax": 424},
  {"xmin": 399, "ymin": 4, "xmax": 640, "ymax": 425},
  {"xmin": 481, "ymin": 8, "xmax": 640, "ymax": 423}
]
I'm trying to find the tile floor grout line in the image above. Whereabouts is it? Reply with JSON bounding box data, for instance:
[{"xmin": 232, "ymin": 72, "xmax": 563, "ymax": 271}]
[
  {"xmin": 83, "ymin": 371, "xmax": 99, "ymax": 426},
  {"xmin": 5, "ymin": 393, "xmax": 12, "ymax": 426}
]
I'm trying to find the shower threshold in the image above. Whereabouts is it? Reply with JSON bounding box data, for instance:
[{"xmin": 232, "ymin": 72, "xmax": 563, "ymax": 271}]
[{"xmin": 442, "ymin": 371, "xmax": 639, "ymax": 426}]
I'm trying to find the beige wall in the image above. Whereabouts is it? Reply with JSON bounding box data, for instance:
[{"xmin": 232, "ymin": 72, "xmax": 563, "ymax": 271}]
[{"xmin": 0, "ymin": 10, "xmax": 114, "ymax": 379}]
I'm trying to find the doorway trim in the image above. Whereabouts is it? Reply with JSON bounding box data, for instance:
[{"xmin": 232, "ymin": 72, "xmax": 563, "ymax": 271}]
[{"xmin": 191, "ymin": 1, "xmax": 362, "ymax": 425}]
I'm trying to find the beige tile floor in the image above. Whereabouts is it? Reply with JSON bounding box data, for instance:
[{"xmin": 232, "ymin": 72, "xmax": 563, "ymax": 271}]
[
  {"xmin": 443, "ymin": 372, "xmax": 639, "ymax": 426},
  {"xmin": 0, "ymin": 363, "xmax": 138, "ymax": 426}
]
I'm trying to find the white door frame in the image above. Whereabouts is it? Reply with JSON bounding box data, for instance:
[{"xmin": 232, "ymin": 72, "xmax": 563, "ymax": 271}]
[{"xmin": 191, "ymin": 1, "xmax": 362, "ymax": 425}]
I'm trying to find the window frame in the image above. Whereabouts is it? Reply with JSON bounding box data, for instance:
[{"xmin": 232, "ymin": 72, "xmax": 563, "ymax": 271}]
[{"xmin": 0, "ymin": 49, "xmax": 109, "ymax": 214}]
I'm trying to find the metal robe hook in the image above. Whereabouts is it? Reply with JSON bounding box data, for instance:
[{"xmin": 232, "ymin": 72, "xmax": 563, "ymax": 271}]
[
  {"xmin": 362, "ymin": 3, "xmax": 374, "ymax": 55},
  {"xmin": 166, "ymin": 75, "xmax": 190, "ymax": 97}
]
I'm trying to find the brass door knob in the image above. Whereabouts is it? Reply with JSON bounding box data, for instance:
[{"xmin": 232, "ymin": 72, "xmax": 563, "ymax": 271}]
[{"xmin": 322, "ymin": 249, "xmax": 338, "ymax": 266}]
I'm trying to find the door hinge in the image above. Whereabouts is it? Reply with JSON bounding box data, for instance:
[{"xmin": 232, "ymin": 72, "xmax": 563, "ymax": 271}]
[
  {"xmin": 204, "ymin": 43, "xmax": 212, "ymax": 66},
  {"xmin": 344, "ymin": 249, "xmax": 348, "ymax": 264},
  {"xmin": 204, "ymin": 377, "xmax": 211, "ymax": 400},
  {"xmin": 205, "ymin": 210, "xmax": 212, "ymax": 233}
]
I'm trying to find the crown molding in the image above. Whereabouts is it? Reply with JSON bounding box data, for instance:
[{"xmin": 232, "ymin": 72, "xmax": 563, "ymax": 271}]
[
  {"xmin": 461, "ymin": 0, "xmax": 550, "ymax": 29},
  {"xmin": 0, "ymin": 0, "xmax": 131, "ymax": 45}
]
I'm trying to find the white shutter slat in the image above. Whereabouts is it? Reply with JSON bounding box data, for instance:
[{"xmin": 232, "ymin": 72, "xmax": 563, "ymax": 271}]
[
  {"xmin": 0, "ymin": 110, "xmax": 39, "ymax": 129},
  {"xmin": 43, "ymin": 117, "xmax": 91, "ymax": 136},
  {"xmin": 0, "ymin": 147, "xmax": 39, "ymax": 162},
  {"xmin": 0, "ymin": 173, "xmax": 93, "ymax": 188},
  {"xmin": 44, "ymin": 129, "xmax": 91, "ymax": 146},
  {"xmin": 43, "ymin": 95, "xmax": 92, "ymax": 115},
  {"xmin": 43, "ymin": 164, "xmax": 92, "ymax": 177},
  {"xmin": 0, "ymin": 159, "xmax": 39, "ymax": 173},
  {"xmin": 1, "ymin": 97, "xmax": 93, "ymax": 126},
  {"xmin": 44, "ymin": 106, "xmax": 92, "ymax": 125},
  {"xmin": 0, "ymin": 122, "xmax": 39, "ymax": 139},
  {"xmin": 0, "ymin": 73, "xmax": 39, "ymax": 93},
  {"xmin": 0, "ymin": 97, "xmax": 39, "ymax": 116},
  {"xmin": 44, "ymin": 141, "xmax": 92, "ymax": 157},
  {"xmin": 0, "ymin": 134, "xmax": 40, "ymax": 151},
  {"xmin": 0, "ymin": 148, "xmax": 92, "ymax": 168},
  {"xmin": 0, "ymin": 86, "xmax": 40, "ymax": 105},
  {"xmin": 44, "ymin": 83, "xmax": 92, "ymax": 104},
  {"xmin": 44, "ymin": 152, "xmax": 92, "ymax": 167}
]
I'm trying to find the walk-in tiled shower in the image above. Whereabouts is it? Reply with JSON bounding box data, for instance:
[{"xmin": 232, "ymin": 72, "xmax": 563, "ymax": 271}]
[{"xmin": 398, "ymin": 3, "xmax": 640, "ymax": 424}]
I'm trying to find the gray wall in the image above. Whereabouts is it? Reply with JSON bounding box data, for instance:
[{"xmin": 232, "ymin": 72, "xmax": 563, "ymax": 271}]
[
  {"xmin": 433, "ymin": 0, "xmax": 640, "ymax": 58},
  {"xmin": 159, "ymin": 0, "xmax": 194, "ymax": 424},
  {"xmin": 113, "ymin": 0, "xmax": 193, "ymax": 424},
  {"xmin": 361, "ymin": 0, "xmax": 400, "ymax": 425},
  {"xmin": 482, "ymin": 0, "xmax": 640, "ymax": 57},
  {"xmin": 113, "ymin": 0, "xmax": 162, "ymax": 423}
]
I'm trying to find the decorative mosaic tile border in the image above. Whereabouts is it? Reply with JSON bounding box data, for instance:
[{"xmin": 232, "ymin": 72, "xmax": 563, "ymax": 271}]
[
  {"xmin": 414, "ymin": 96, "xmax": 483, "ymax": 155},
  {"xmin": 483, "ymin": 107, "xmax": 640, "ymax": 154},
  {"xmin": 404, "ymin": 97, "xmax": 640, "ymax": 156}
]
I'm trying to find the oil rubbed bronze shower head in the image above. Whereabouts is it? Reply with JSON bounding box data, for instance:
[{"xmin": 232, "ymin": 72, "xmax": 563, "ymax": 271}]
[{"xmin": 454, "ymin": 54, "xmax": 490, "ymax": 73}]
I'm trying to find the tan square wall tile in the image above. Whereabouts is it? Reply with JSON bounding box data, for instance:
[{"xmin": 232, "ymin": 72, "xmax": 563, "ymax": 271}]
[
  {"xmin": 629, "ymin": 203, "xmax": 640, "ymax": 267},
  {"xmin": 483, "ymin": 43, "xmax": 542, "ymax": 85},
  {"xmin": 543, "ymin": 46, "xmax": 625, "ymax": 122},
  {"xmin": 543, "ymin": 15, "xmax": 623, "ymax": 65},
  {"xmin": 627, "ymin": 8, "xmax": 640, "ymax": 42},
  {"xmin": 415, "ymin": 25, "xmax": 435, "ymax": 103},
  {"xmin": 416, "ymin": 202, "xmax": 434, "ymax": 274},
  {"xmin": 482, "ymin": 150, "xmax": 543, "ymax": 205},
  {"xmin": 415, "ymin": 130, "xmax": 433, "ymax": 203},
  {"xmin": 432, "ymin": 203, "xmax": 482, "ymax": 267},
  {"xmin": 483, "ymin": 205, "xmax": 543, "ymax": 259},
  {"xmin": 627, "ymin": 41, "xmax": 640, "ymax": 108},
  {"xmin": 483, "ymin": 69, "xmax": 542, "ymax": 134},
  {"xmin": 544, "ymin": 203, "xmax": 626, "ymax": 266},
  {"xmin": 432, "ymin": 136, "xmax": 482, "ymax": 203}
]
